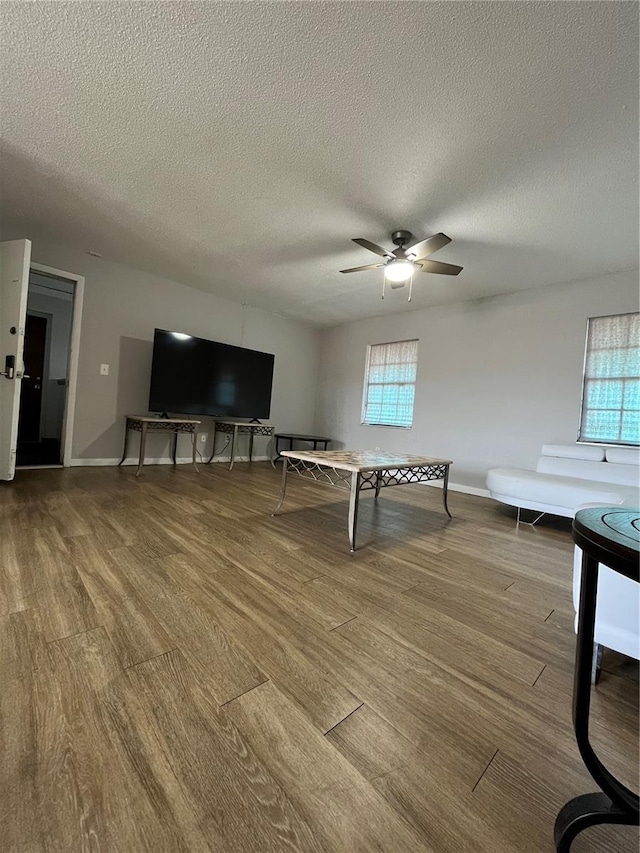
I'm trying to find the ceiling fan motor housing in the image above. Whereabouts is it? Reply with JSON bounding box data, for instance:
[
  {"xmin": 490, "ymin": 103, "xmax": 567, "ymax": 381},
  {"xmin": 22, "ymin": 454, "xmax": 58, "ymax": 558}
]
[{"xmin": 391, "ymin": 230, "xmax": 413, "ymax": 248}]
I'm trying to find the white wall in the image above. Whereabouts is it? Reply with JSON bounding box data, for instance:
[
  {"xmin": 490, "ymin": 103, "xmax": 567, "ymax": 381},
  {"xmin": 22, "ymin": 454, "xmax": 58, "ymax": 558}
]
[
  {"xmin": 315, "ymin": 268, "xmax": 639, "ymax": 492},
  {"xmin": 28, "ymin": 241, "xmax": 321, "ymax": 462}
]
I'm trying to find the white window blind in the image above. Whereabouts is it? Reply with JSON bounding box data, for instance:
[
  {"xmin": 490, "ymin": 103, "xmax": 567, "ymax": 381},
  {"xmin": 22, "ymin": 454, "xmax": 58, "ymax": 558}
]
[
  {"xmin": 579, "ymin": 312, "xmax": 640, "ymax": 445},
  {"xmin": 362, "ymin": 339, "xmax": 418, "ymax": 428}
]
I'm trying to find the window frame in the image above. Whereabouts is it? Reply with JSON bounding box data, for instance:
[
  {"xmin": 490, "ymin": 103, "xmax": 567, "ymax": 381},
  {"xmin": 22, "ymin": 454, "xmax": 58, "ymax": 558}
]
[
  {"xmin": 577, "ymin": 311, "xmax": 639, "ymax": 447},
  {"xmin": 360, "ymin": 338, "xmax": 419, "ymax": 429}
]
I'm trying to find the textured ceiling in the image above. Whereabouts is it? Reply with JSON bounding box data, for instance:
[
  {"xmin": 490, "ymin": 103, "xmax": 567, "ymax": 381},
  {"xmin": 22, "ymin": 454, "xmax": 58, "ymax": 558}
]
[{"xmin": 1, "ymin": 1, "xmax": 638, "ymax": 327}]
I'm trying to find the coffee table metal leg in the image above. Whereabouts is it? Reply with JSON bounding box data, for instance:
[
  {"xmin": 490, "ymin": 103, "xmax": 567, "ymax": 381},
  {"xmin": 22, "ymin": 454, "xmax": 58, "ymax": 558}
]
[
  {"xmin": 249, "ymin": 431, "xmax": 254, "ymax": 463},
  {"xmin": 442, "ymin": 465, "xmax": 452, "ymax": 518},
  {"xmin": 172, "ymin": 431, "xmax": 178, "ymax": 465},
  {"xmin": 136, "ymin": 423, "xmax": 147, "ymax": 476},
  {"xmin": 348, "ymin": 472, "xmax": 361, "ymax": 552},
  {"xmin": 374, "ymin": 471, "xmax": 382, "ymax": 499},
  {"xmin": 272, "ymin": 457, "xmax": 289, "ymax": 515}
]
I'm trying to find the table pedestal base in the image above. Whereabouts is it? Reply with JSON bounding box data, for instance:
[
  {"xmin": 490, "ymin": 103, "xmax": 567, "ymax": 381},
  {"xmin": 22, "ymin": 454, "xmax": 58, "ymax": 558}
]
[
  {"xmin": 554, "ymin": 509, "xmax": 639, "ymax": 851},
  {"xmin": 554, "ymin": 792, "xmax": 638, "ymax": 853}
]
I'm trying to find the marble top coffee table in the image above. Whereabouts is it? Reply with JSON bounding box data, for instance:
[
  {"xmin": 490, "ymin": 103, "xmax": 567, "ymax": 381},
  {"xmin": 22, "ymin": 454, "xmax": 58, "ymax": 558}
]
[{"xmin": 272, "ymin": 449, "xmax": 452, "ymax": 552}]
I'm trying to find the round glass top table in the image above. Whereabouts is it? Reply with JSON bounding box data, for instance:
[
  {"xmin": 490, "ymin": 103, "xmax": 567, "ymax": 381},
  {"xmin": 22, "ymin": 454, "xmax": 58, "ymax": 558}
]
[{"xmin": 554, "ymin": 506, "xmax": 639, "ymax": 852}]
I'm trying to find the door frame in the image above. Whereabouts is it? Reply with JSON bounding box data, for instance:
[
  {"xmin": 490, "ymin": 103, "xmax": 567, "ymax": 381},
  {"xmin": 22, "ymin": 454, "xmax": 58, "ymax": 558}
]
[{"xmin": 29, "ymin": 262, "xmax": 84, "ymax": 467}]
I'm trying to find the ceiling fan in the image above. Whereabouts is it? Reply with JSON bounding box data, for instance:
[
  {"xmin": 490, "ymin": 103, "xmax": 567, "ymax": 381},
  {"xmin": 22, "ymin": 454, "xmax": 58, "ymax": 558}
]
[{"xmin": 340, "ymin": 230, "xmax": 462, "ymax": 300}]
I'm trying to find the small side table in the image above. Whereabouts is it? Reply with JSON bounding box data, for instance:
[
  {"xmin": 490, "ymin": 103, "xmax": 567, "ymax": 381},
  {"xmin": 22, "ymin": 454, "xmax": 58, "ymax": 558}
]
[
  {"xmin": 554, "ymin": 506, "xmax": 639, "ymax": 852},
  {"xmin": 207, "ymin": 419, "xmax": 274, "ymax": 471},
  {"xmin": 119, "ymin": 415, "xmax": 200, "ymax": 476},
  {"xmin": 271, "ymin": 433, "xmax": 332, "ymax": 467}
]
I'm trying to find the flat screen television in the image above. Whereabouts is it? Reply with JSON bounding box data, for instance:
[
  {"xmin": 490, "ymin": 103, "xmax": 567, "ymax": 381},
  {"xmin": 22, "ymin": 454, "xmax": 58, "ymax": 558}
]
[{"xmin": 148, "ymin": 329, "xmax": 275, "ymax": 419}]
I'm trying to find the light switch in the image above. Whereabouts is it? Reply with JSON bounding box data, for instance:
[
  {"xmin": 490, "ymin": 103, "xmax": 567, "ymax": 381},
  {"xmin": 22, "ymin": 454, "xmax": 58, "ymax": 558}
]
[{"xmin": 100, "ymin": 364, "xmax": 109, "ymax": 375}]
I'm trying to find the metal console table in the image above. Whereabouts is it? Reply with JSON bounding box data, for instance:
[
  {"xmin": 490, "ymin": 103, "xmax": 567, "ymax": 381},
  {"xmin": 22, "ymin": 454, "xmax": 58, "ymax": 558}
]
[
  {"xmin": 554, "ymin": 506, "xmax": 639, "ymax": 852},
  {"xmin": 207, "ymin": 419, "xmax": 274, "ymax": 471},
  {"xmin": 271, "ymin": 432, "xmax": 332, "ymax": 467},
  {"xmin": 119, "ymin": 415, "xmax": 200, "ymax": 476},
  {"xmin": 272, "ymin": 449, "xmax": 452, "ymax": 552}
]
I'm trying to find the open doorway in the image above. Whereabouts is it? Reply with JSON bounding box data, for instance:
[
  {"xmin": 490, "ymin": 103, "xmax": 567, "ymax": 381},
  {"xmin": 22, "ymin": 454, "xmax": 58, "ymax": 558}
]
[{"xmin": 16, "ymin": 267, "xmax": 81, "ymax": 467}]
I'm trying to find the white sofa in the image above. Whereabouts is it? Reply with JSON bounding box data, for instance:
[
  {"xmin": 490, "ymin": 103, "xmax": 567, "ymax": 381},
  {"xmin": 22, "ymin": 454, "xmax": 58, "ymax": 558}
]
[
  {"xmin": 487, "ymin": 446, "xmax": 639, "ymax": 682},
  {"xmin": 573, "ymin": 540, "xmax": 640, "ymax": 680},
  {"xmin": 486, "ymin": 444, "xmax": 639, "ymax": 519}
]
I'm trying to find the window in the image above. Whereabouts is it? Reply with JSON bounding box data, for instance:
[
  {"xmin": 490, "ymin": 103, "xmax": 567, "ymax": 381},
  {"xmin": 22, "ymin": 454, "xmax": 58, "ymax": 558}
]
[
  {"xmin": 579, "ymin": 312, "xmax": 640, "ymax": 445},
  {"xmin": 362, "ymin": 339, "xmax": 418, "ymax": 428}
]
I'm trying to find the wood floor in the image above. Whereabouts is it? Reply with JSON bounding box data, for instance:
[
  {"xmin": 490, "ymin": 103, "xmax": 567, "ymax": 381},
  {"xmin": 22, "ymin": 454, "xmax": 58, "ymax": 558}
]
[{"xmin": 1, "ymin": 462, "xmax": 637, "ymax": 852}]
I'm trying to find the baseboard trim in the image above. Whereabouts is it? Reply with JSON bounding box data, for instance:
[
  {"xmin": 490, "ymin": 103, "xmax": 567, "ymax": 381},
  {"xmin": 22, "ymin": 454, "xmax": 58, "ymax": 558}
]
[
  {"xmin": 423, "ymin": 480, "xmax": 491, "ymax": 499},
  {"xmin": 70, "ymin": 455, "xmax": 272, "ymax": 467},
  {"xmin": 70, "ymin": 458, "xmax": 489, "ymax": 496}
]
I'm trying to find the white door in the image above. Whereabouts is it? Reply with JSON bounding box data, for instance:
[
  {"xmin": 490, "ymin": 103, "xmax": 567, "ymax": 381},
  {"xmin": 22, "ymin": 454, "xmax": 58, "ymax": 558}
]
[{"xmin": 0, "ymin": 239, "xmax": 32, "ymax": 480}]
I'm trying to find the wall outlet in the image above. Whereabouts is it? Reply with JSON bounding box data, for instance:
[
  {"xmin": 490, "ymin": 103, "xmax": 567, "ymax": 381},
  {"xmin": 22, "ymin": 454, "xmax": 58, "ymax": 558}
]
[
  {"xmin": 100, "ymin": 363, "xmax": 109, "ymax": 376},
  {"xmin": 199, "ymin": 433, "xmax": 208, "ymax": 443}
]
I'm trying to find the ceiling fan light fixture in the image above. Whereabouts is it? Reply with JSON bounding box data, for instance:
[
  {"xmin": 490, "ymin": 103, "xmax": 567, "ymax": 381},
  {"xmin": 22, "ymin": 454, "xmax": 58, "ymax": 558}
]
[{"xmin": 384, "ymin": 259, "xmax": 415, "ymax": 283}]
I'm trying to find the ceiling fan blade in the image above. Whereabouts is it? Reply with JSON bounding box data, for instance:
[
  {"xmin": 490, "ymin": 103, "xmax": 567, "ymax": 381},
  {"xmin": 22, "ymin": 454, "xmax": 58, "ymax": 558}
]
[
  {"xmin": 406, "ymin": 233, "xmax": 451, "ymax": 260},
  {"xmin": 339, "ymin": 263, "xmax": 385, "ymax": 274},
  {"xmin": 352, "ymin": 238, "xmax": 394, "ymax": 259},
  {"xmin": 418, "ymin": 259, "xmax": 463, "ymax": 276}
]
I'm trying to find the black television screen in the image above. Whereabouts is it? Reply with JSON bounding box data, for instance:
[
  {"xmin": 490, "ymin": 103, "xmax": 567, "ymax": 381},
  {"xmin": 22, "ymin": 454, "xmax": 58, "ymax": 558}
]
[{"xmin": 148, "ymin": 329, "xmax": 275, "ymax": 419}]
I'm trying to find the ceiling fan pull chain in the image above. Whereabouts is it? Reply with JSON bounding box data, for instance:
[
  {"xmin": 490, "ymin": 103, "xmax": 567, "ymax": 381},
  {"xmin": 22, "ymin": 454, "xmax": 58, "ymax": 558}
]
[
  {"xmin": 408, "ymin": 272, "xmax": 413, "ymax": 303},
  {"xmin": 381, "ymin": 276, "xmax": 386, "ymax": 300}
]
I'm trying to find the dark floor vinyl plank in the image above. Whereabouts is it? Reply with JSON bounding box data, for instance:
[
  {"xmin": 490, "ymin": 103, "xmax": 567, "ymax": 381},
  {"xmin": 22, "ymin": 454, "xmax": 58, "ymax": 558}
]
[
  {"xmin": 259, "ymin": 546, "xmax": 337, "ymax": 583},
  {"xmin": 67, "ymin": 536, "xmax": 176, "ymax": 668},
  {"xmin": 355, "ymin": 601, "xmax": 545, "ymax": 690},
  {"xmin": 111, "ymin": 509, "xmax": 188, "ymax": 562},
  {"xmin": 404, "ymin": 560, "xmax": 560, "ymax": 622},
  {"xmin": 177, "ymin": 564, "xmax": 363, "ymax": 731},
  {"xmin": 127, "ymin": 648, "xmax": 325, "ymax": 853},
  {"xmin": 0, "ymin": 534, "xmax": 38, "ymax": 616},
  {"xmin": 64, "ymin": 491, "xmax": 139, "ymax": 549},
  {"xmin": 132, "ymin": 507, "xmax": 227, "ymax": 573},
  {"xmin": 531, "ymin": 662, "xmax": 639, "ymax": 790},
  {"xmin": 472, "ymin": 748, "xmax": 639, "ymax": 853},
  {"xmin": 32, "ymin": 540, "xmax": 100, "ymax": 643},
  {"xmin": 43, "ymin": 491, "xmax": 93, "ymax": 538},
  {"xmin": 305, "ymin": 570, "xmax": 557, "ymax": 691},
  {"xmin": 47, "ymin": 627, "xmax": 214, "ymax": 853},
  {"xmin": 209, "ymin": 542, "xmax": 358, "ymax": 631},
  {"xmin": 326, "ymin": 614, "xmax": 588, "ymax": 786},
  {"xmin": 325, "ymin": 702, "xmax": 461, "ymax": 783},
  {"xmin": 134, "ymin": 482, "xmax": 208, "ymax": 518},
  {"xmin": 3, "ymin": 464, "xmax": 637, "ymax": 853},
  {"xmin": 384, "ymin": 544, "xmax": 518, "ymax": 592},
  {"xmin": 223, "ymin": 680, "xmax": 433, "ymax": 852},
  {"xmin": 403, "ymin": 579, "xmax": 575, "ymax": 672},
  {"xmin": 109, "ymin": 546, "xmax": 268, "ymax": 705},
  {"xmin": 0, "ymin": 610, "xmax": 49, "ymax": 853},
  {"xmin": 371, "ymin": 762, "xmax": 516, "ymax": 853},
  {"xmin": 322, "ymin": 619, "xmax": 499, "ymax": 783}
]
